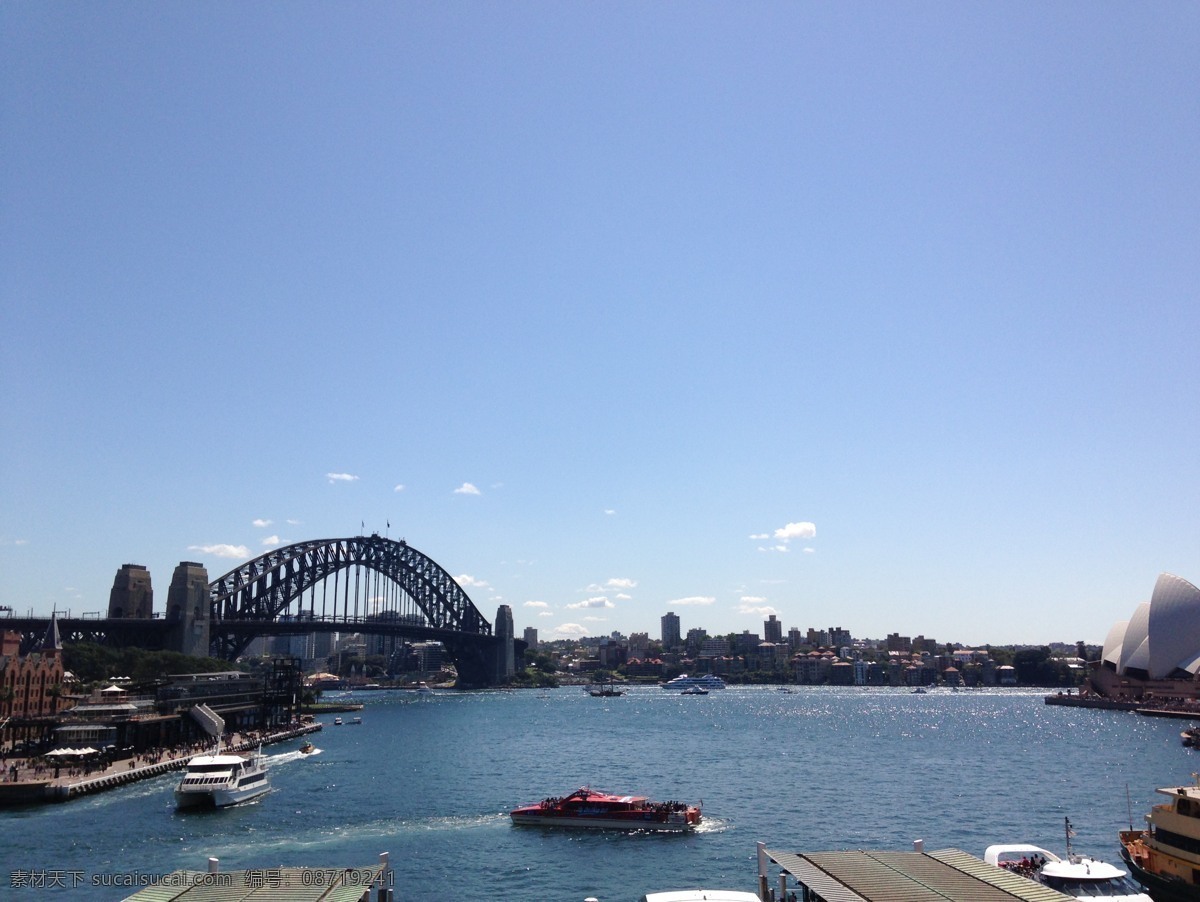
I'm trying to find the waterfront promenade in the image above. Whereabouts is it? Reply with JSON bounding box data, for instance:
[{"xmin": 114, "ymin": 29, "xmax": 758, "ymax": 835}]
[{"xmin": 0, "ymin": 721, "xmax": 322, "ymax": 805}]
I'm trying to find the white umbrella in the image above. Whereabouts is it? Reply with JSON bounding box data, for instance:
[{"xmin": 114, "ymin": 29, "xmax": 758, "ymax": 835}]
[{"xmin": 45, "ymin": 748, "xmax": 76, "ymax": 757}]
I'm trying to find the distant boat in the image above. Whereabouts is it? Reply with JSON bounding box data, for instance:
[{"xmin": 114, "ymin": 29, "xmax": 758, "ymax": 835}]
[
  {"xmin": 333, "ymin": 717, "xmax": 343, "ymax": 725},
  {"xmin": 663, "ymin": 674, "xmax": 726, "ymax": 690},
  {"xmin": 299, "ymin": 741, "xmax": 315, "ymax": 754},
  {"xmin": 350, "ymin": 715, "xmax": 362, "ymax": 724},
  {"xmin": 416, "ymin": 682, "xmax": 434, "ymax": 695},
  {"xmin": 588, "ymin": 678, "xmax": 625, "ymax": 697}
]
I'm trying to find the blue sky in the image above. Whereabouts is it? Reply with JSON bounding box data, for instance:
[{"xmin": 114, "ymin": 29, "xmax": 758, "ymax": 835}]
[{"xmin": 2, "ymin": 3, "xmax": 1196, "ymax": 647}]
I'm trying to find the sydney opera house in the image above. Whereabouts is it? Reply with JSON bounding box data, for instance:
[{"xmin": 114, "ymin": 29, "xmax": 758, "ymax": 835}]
[{"xmin": 1089, "ymin": 572, "xmax": 1200, "ymax": 702}]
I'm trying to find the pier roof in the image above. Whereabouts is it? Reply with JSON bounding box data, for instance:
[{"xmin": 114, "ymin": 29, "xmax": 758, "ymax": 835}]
[
  {"xmin": 764, "ymin": 848, "xmax": 1074, "ymax": 902},
  {"xmin": 120, "ymin": 862, "xmax": 389, "ymax": 902}
]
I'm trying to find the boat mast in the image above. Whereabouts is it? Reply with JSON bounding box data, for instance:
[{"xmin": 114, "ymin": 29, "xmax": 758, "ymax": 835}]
[{"xmin": 1064, "ymin": 816, "xmax": 1075, "ymax": 859}]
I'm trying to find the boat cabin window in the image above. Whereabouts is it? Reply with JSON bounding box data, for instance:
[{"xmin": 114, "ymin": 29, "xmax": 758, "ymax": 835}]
[{"xmin": 1178, "ymin": 798, "xmax": 1199, "ymax": 817}]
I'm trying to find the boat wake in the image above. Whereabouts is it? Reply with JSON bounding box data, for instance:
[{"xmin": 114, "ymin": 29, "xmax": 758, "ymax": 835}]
[{"xmin": 266, "ymin": 749, "xmax": 322, "ymax": 766}]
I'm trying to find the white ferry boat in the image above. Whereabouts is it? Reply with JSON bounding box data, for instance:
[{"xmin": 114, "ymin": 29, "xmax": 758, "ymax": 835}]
[
  {"xmin": 986, "ymin": 828, "xmax": 1151, "ymax": 901},
  {"xmin": 174, "ymin": 747, "xmax": 270, "ymax": 809},
  {"xmin": 663, "ymin": 674, "xmax": 726, "ymax": 690}
]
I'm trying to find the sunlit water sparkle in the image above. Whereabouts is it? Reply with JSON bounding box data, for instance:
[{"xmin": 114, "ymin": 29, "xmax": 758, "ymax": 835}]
[{"xmin": 2, "ymin": 687, "xmax": 1192, "ymax": 900}]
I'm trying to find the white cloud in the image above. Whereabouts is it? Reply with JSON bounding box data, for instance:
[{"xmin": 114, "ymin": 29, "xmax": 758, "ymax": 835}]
[
  {"xmin": 583, "ymin": 616, "xmax": 606, "ymax": 623},
  {"xmin": 748, "ymin": 533, "xmax": 769, "ymax": 540},
  {"xmin": 553, "ymin": 622, "xmax": 588, "ymax": 638},
  {"xmin": 286, "ymin": 519, "xmax": 302, "ymax": 526},
  {"xmin": 740, "ymin": 595, "xmax": 768, "ymax": 604},
  {"xmin": 615, "ymin": 593, "xmax": 632, "ymax": 601},
  {"xmin": 774, "ymin": 521, "xmax": 816, "ymax": 541},
  {"xmin": 188, "ymin": 543, "xmax": 250, "ymax": 559},
  {"xmin": 604, "ymin": 509, "xmax": 616, "ymax": 515},
  {"xmin": 567, "ymin": 596, "xmax": 614, "ymax": 610},
  {"xmin": 738, "ymin": 601, "xmax": 780, "ymax": 616},
  {"xmin": 456, "ymin": 574, "xmax": 489, "ymax": 588},
  {"xmin": 454, "ymin": 482, "xmax": 481, "ymax": 495},
  {"xmin": 262, "ymin": 535, "xmax": 281, "ymax": 547},
  {"xmin": 803, "ymin": 547, "xmax": 815, "ymax": 554},
  {"xmin": 757, "ymin": 544, "xmax": 791, "ymax": 553},
  {"xmin": 252, "ymin": 518, "xmax": 273, "ymax": 528},
  {"xmin": 669, "ymin": 595, "xmax": 716, "ymax": 606},
  {"xmin": 538, "ymin": 611, "xmax": 554, "ymax": 618},
  {"xmin": 394, "ymin": 484, "xmax": 406, "ymax": 492},
  {"xmin": 607, "ymin": 577, "xmax": 637, "ymax": 590},
  {"xmin": 326, "ymin": 472, "xmax": 359, "ymax": 483},
  {"xmin": 524, "ymin": 601, "xmax": 549, "ymax": 609}
]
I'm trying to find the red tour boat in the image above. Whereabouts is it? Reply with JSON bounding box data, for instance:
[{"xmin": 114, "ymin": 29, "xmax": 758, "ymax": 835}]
[{"xmin": 509, "ymin": 787, "xmax": 702, "ymax": 831}]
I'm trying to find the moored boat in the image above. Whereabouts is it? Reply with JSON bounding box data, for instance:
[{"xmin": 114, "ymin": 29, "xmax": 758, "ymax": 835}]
[
  {"xmin": 1120, "ymin": 776, "xmax": 1200, "ymax": 900},
  {"xmin": 510, "ymin": 787, "xmax": 701, "ymax": 831},
  {"xmin": 986, "ymin": 820, "xmax": 1150, "ymax": 901},
  {"xmin": 174, "ymin": 747, "xmax": 270, "ymax": 809}
]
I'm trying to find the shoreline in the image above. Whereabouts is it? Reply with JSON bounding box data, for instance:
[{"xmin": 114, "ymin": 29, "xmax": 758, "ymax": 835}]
[{"xmin": 0, "ymin": 722, "xmax": 322, "ymax": 807}]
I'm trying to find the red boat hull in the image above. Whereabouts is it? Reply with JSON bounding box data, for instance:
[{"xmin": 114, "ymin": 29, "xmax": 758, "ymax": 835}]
[{"xmin": 510, "ymin": 788, "xmax": 701, "ymax": 832}]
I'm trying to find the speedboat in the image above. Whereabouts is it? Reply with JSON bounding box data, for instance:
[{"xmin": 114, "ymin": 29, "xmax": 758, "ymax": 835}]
[
  {"xmin": 1121, "ymin": 775, "xmax": 1200, "ymax": 899},
  {"xmin": 299, "ymin": 741, "xmax": 315, "ymax": 754},
  {"xmin": 663, "ymin": 674, "xmax": 726, "ymax": 690},
  {"xmin": 986, "ymin": 824, "xmax": 1151, "ymax": 901},
  {"xmin": 510, "ymin": 787, "xmax": 701, "ymax": 831},
  {"xmin": 333, "ymin": 717, "xmax": 342, "ymax": 725},
  {"xmin": 174, "ymin": 747, "xmax": 270, "ymax": 809}
]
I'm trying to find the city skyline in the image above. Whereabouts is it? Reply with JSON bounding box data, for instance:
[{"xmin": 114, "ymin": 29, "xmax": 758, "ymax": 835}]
[{"xmin": 2, "ymin": 4, "xmax": 1197, "ymax": 647}]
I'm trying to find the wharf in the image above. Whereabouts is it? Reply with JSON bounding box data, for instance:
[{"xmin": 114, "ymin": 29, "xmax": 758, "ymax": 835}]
[
  {"xmin": 0, "ymin": 722, "xmax": 322, "ymax": 806},
  {"xmin": 1045, "ymin": 692, "xmax": 1200, "ymax": 719},
  {"xmin": 760, "ymin": 844, "xmax": 1074, "ymax": 901},
  {"xmin": 120, "ymin": 852, "xmax": 392, "ymax": 902}
]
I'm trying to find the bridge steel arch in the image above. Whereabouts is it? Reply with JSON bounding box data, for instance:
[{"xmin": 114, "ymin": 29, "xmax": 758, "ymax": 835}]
[{"xmin": 208, "ymin": 536, "xmax": 500, "ymax": 687}]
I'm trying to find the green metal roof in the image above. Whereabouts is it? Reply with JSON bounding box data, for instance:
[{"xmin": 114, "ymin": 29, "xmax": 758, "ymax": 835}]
[
  {"xmin": 764, "ymin": 848, "xmax": 1076, "ymax": 902},
  {"xmin": 120, "ymin": 864, "xmax": 388, "ymax": 902}
]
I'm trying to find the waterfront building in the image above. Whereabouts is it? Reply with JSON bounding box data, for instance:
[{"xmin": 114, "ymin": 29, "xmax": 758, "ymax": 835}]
[
  {"xmin": 1092, "ymin": 573, "xmax": 1200, "ymax": 702},
  {"xmin": 1, "ymin": 619, "xmax": 69, "ymax": 749},
  {"xmin": 700, "ymin": 637, "xmax": 730, "ymax": 657},
  {"xmin": 764, "ymin": 615, "xmax": 782, "ymax": 643},
  {"xmin": 661, "ymin": 611, "xmax": 681, "ymax": 651},
  {"xmin": 734, "ymin": 631, "xmax": 761, "ymax": 656},
  {"xmin": 523, "ymin": 626, "xmax": 538, "ymax": 649}
]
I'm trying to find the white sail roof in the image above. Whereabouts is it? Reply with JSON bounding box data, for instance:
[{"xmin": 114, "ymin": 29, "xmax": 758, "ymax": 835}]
[{"xmin": 1147, "ymin": 573, "xmax": 1200, "ymax": 679}]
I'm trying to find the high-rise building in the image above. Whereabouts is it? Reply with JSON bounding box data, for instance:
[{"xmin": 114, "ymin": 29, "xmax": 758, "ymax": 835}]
[
  {"xmin": 523, "ymin": 627, "xmax": 538, "ymax": 649},
  {"xmin": 764, "ymin": 614, "xmax": 783, "ymax": 643},
  {"xmin": 661, "ymin": 611, "xmax": 681, "ymax": 651},
  {"xmin": 496, "ymin": 604, "xmax": 515, "ymax": 678}
]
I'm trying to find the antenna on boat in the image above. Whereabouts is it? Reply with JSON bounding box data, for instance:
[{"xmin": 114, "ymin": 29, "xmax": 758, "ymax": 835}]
[
  {"xmin": 1126, "ymin": 784, "xmax": 1134, "ymax": 831},
  {"xmin": 1065, "ymin": 816, "xmax": 1076, "ymax": 860}
]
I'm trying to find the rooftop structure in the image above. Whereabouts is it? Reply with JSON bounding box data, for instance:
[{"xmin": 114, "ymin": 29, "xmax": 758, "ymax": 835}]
[{"xmin": 760, "ymin": 845, "xmax": 1074, "ymax": 901}]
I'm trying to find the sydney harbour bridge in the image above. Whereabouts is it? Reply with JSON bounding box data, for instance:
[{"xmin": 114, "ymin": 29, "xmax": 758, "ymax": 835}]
[{"xmin": 6, "ymin": 536, "xmax": 515, "ymax": 688}]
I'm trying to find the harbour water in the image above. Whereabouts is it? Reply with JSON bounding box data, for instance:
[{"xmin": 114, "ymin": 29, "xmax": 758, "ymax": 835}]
[{"xmin": 2, "ymin": 686, "xmax": 1194, "ymax": 900}]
